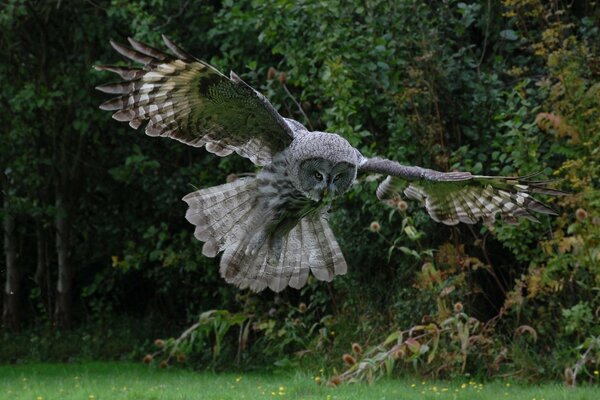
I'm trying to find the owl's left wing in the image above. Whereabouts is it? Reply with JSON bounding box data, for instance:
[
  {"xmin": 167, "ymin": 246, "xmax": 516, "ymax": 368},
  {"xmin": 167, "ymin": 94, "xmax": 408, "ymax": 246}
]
[
  {"xmin": 95, "ymin": 35, "xmax": 294, "ymax": 166},
  {"xmin": 358, "ymin": 158, "xmax": 565, "ymax": 225}
]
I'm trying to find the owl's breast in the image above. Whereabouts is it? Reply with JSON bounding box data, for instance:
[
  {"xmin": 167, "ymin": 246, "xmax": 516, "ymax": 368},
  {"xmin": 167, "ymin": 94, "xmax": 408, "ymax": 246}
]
[{"xmin": 255, "ymin": 154, "xmax": 324, "ymax": 235}]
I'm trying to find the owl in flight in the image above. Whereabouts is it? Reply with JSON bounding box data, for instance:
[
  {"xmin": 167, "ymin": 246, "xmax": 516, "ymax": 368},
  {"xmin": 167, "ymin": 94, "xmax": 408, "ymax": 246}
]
[{"xmin": 96, "ymin": 36, "xmax": 563, "ymax": 292}]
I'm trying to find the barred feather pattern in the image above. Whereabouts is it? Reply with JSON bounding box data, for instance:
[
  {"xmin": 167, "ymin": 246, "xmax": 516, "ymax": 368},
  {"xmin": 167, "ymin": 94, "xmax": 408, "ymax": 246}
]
[
  {"xmin": 398, "ymin": 177, "xmax": 562, "ymax": 225},
  {"xmin": 183, "ymin": 154, "xmax": 347, "ymax": 292},
  {"xmin": 95, "ymin": 36, "xmax": 294, "ymax": 166},
  {"xmin": 183, "ymin": 177, "xmax": 260, "ymax": 258},
  {"xmin": 220, "ymin": 213, "xmax": 346, "ymax": 292}
]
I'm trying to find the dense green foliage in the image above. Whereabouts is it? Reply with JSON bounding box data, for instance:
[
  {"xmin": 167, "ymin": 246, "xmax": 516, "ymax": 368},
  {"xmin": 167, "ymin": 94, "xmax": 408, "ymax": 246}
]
[{"xmin": 1, "ymin": 0, "xmax": 598, "ymax": 384}]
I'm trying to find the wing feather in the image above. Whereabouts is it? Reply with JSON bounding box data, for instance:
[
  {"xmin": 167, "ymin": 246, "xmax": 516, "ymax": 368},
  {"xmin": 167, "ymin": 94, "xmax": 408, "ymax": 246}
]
[
  {"xmin": 359, "ymin": 157, "xmax": 565, "ymax": 225},
  {"xmin": 95, "ymin": 36, "xmax": 295, "ymax": 165}
]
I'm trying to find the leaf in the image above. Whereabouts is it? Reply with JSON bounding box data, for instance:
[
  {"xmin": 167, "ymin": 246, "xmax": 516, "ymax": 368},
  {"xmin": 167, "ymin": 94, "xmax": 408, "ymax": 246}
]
[
  {"xmin": 384, "ymin": 357, "xmax": 394, "ymax": 377},
  {"xmin": 384, "ymin": 331, "xmax": 402, "ymax": 346},
  {"xmin": 405, "ymin": 338, "xmax": 421, "ymax": 354},
  {"xmin": 399, "ymin": 246, "xmax": 420, "ymax": 259},
  {"xmin": 428, "ymin": 332, "xmax": 440, "ymax": 364}
]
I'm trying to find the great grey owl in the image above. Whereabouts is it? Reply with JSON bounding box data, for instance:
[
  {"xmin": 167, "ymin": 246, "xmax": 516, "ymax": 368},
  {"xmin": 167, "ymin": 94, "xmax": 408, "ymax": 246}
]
[{"xmin": 95, "ymin": 36, "xmax": 563, "ymax": 292}]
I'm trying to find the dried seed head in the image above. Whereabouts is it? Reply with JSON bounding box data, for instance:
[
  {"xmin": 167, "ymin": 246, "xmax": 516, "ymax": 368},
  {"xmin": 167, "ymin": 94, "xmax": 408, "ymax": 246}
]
[
  {"xmin": 369, "ymin": 221, "xmax": 381, "ymax": 232},
  {"xmin": 159, "ymin": 360, "xmax": 168, "ymax": 369},
  {"xmin": 226, "ymin": 174, "xmax": 238, "ymax": 183},
  {"xmin": 342, "ymin": 353, "xmax": 356, "ymax": 366},
  {"xmin": 351, "ymin": 342, "xmax": 363, "ymax": 355},
  {"xmin": 392, "ymin": 348, "xmax": 406, "ymax": 359},
  {"xmin": 267, "ymin": 67, "xmax": 276, "ymax": 80},
  {"xmin": 176, "ymin": 353, "xmax": 187, "ymax": 363},
  {"xmin": 301, "ymin": 101, "xmax": 311, "ymax": 111},
  {"xmin": 142, "ymin": 354, "xmax": 153, "ymax": 364},
  {"xmin": 298, "ymin": 302, "xmax": 307, "ymax": 313},
  {"xmin": 278, "ymin": 72, "xmax": 287, "ymax": 84},
  {"xmin": 329, "ymin": 376, "xmax": 342, "ymax": 387},
  {"xmin": 397, "ymin": 200, "xmax": 408, "ymax": 211},
  {"xmin": 575, "ymin": 208, "xmax": 588, "ymax": 221},
  {"xmin": 454, "ymin": 302, "xmax": 464, "ymax": 313},
  {"xmin": 154, "ymin": 339, "xmax": 165, "ymax": 348}
]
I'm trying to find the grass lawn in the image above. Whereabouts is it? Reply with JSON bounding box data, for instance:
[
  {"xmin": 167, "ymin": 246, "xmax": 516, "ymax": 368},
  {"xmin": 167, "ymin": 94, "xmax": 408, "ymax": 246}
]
[{"xmin": 0, "ymin": 362, "xmax": 599, "ymax": 400}]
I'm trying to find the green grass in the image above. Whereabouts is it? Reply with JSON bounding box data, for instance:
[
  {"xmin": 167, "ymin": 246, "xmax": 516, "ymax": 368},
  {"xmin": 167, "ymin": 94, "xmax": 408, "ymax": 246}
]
[{"xmin": 0, "ymin": 362, "xmax": 599, "ymax": 400}]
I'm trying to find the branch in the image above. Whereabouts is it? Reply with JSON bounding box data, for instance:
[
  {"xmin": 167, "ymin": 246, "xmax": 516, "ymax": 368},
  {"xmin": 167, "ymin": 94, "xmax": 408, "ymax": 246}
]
[{"xmin": 281, "ymin": 83, "xmax": 314, "ymax": 131}]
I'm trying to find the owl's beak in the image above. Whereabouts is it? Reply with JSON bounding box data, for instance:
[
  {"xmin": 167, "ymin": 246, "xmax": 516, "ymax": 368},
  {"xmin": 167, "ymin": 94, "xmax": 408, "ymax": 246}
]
[{"xmin": 322, "ymin": 188, "xmax": 329, "ymax": 197}]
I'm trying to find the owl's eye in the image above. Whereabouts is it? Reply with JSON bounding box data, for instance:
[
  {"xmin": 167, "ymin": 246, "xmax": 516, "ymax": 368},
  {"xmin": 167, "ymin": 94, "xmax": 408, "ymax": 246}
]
[
  {"xmin": 333, "ymin": 174, "xmax": 341, "ymax": 182},
  {"xmin": 314, "ymin": 171, "xmax": 323, "ymax": 181}
]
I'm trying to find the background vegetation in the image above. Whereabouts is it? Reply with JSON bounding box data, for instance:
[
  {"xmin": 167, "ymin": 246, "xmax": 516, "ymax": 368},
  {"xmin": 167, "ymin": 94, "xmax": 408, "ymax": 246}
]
[{"xmin": 1, "ymin": 0, "xmax": 598, "ymax": 385}]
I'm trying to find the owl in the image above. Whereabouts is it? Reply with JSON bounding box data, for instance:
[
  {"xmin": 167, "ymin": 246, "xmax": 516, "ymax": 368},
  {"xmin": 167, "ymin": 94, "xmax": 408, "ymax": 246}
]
[{"xmin": 95, "ymin": 36, "xmax": 564, "ymax": 292}]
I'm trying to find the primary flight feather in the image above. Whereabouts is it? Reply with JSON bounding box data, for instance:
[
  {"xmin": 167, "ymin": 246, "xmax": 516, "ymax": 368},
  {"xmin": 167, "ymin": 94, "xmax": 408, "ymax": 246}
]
[{"xmin": 95, "ymin": 36, "xmax": 564, "ymax": 292}]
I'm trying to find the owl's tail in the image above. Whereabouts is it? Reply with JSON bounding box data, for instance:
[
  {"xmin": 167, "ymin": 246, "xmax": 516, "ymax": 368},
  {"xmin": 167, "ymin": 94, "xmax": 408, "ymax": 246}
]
[
  {"xmin": 183, "ymin": 178, "xmax": 347, "ymax": 292},
  {"xmin": 183, "ymin": 177, "xmax": 260, "ymax": 258},
  {"xmin": 220, "ymin": 214, "xmax": 347, "ymax": 292}
]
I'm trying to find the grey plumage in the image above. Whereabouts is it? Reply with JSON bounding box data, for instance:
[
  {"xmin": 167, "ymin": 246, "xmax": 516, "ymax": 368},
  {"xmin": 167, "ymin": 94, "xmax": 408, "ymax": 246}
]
[
  {"xmin": 368, "ymin": 160, "xmax": 564, "ymax": 225},
  {"xmin": 96, "ymin": 36, "xmax": 565, "ymax": 293}
]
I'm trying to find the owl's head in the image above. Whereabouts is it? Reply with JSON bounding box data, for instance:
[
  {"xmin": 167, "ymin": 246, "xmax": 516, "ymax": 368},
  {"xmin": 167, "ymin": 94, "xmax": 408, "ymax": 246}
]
[{"xmin": 288, "ymin": 132, "xmax": 359, "ymax": 201}]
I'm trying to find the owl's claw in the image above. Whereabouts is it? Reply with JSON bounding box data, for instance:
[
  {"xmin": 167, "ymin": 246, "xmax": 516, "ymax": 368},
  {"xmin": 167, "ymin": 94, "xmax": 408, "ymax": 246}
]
[{"xmin": 246, "ymin": 231, "xmax": 267, "ymax": 256}]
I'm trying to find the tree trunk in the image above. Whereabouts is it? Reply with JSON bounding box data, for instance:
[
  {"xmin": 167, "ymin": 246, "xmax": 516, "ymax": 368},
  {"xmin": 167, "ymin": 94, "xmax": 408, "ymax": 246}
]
[
  {"xmin": 2, "ymin": 198, "xmax": 19, "ymax": 331},
  {"xmin": 34, "ymin": 225, "xmax": 51, "ymax": 315},
  {"xmin": 54, "ymin": 191, "xmax": 72, "ymax": 329}
]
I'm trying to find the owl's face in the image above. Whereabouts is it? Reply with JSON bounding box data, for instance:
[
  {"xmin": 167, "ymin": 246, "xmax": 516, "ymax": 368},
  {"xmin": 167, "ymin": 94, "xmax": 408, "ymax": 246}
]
[{"xmin": 298, "ymin": 158, "xmax": 356, "ymax": 201}]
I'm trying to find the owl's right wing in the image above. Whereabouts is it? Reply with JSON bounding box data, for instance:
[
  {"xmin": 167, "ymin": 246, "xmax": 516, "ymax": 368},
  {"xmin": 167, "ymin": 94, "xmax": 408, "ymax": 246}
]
[
  {"xmin": 95, "ymin": 35, "xmax": 294, "ymax": 166},
  {"xmin": 358, "ymin": 157, "xmax": 565, "ymax": 225}
]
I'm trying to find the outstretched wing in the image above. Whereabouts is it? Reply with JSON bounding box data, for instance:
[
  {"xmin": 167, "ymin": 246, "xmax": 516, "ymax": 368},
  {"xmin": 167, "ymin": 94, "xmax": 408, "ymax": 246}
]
[
  {"xmin": 359, "ymin": 158, "xmax": 565, "ymax": 225},
  {"xmin": 95, "ymin": 35, "xmax": 294, "ymax": 165}
]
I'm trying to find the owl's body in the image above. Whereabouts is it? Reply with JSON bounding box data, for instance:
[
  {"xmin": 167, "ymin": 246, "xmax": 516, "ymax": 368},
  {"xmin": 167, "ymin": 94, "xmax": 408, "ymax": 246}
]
[
  {"xmin": 183, "ymin": 129, "xmax": 356, "ymax": 291},
  {"xmin": 96, "ymin": 36, "xmax": 565, "ymax": 292}
]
